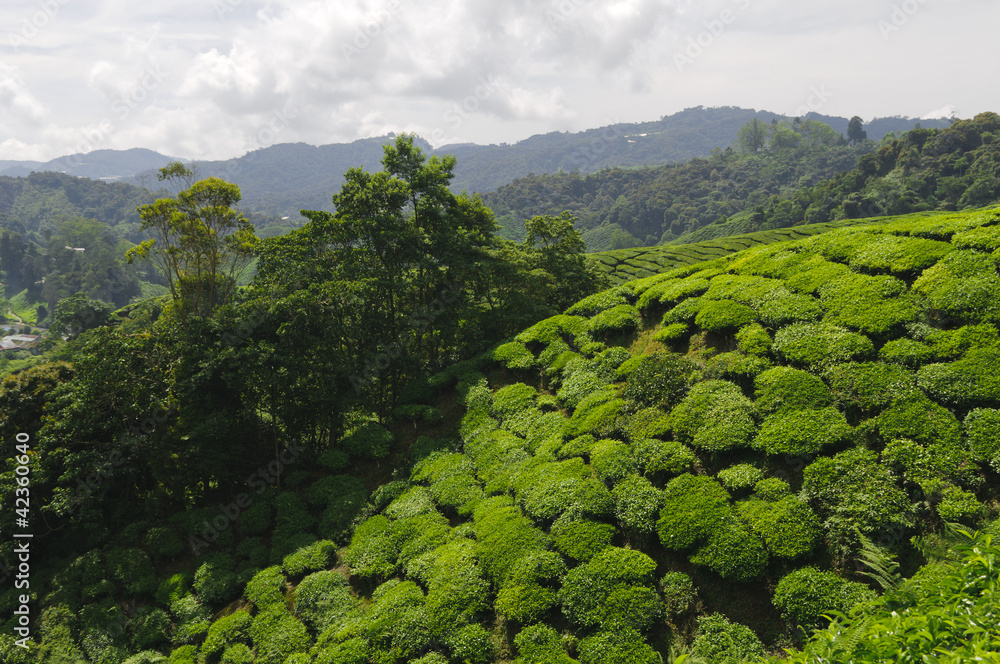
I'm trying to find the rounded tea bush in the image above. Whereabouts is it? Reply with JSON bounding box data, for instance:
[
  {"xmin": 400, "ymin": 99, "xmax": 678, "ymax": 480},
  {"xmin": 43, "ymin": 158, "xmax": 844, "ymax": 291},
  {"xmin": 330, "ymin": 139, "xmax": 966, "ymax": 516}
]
[
  {"xmin": 773, "ymin": 322, "xmax": 875, "ymax": 368},
  {"xmin": 668, "ymin": 380, "xmax": 757, "ymax": 452},
  {"xmin": 660, "ymin": 571, "xmax": 697, "ymax": 616},
  {"xmin": 558, "ymin": 547, "xmax": 660, "ymax": 632},
  {"xmin": 689, "ymin": 517, "xmax": 769, "ymax": 581},
  {"xmin": 612, "ymin": 474, "xmax": 665, "ymax": 535},
  {"xmin": 691, "ymin": 613, "xmax": 766, "ymax": 664},
  {"xmin": 718, "ymin": 464, "xmax": 765, "ymax": 493},
  {"xmin": 341, "ymin": 421, "xmax": 394, "ymax": 460},
  {"xmin": 657, "ymin": 474, "xmax": 731, "ymax": 551},
  {"xmin": 754, "ymin": 366, "xmax": 832, "ymax": 414},
  {"xmin": 551, "ymin": 515, "xmax": 615, "ymax": 562},
  {"xmin": 513, "ymin": 623, "xmax": 576, "ymax": 664},
  {"xmin": 694, "ymin": 300, "xmax": 757, "ymax": 333},
  {"xmin": 772, "ymin": 566, "xmax": 877, "ymax": 631},
  {"xmin": 753, "ymin": 407, "xmax": 852, "ymax": 456},
  {"xmin": 966, "ymin": 408, "xmax": 1000, "ymax": 471},
  {"xmin": 737, "ymin": 496, "xmax": 821, "ymax": 560}
]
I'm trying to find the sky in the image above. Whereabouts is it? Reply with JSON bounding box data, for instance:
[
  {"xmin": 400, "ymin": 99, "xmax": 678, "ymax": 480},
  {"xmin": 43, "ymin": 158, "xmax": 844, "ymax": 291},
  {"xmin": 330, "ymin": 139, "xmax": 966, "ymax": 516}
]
[{"xmin": 0, "ymin": 0, "xmax": 997, "ymax": 163}]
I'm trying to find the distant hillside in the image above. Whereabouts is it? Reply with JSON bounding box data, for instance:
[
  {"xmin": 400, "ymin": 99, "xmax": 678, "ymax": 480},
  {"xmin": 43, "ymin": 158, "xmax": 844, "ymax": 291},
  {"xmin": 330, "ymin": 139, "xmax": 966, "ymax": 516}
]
[{"xmin": 0, "ymin": 148, "xmax": 178, "ymax": 180}]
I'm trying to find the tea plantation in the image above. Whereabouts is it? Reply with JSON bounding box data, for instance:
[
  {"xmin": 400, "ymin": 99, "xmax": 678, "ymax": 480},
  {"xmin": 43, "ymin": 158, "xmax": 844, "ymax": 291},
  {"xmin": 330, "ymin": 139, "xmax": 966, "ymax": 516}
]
[{"xmin": 6, "ymin": 207, "xmax": 1000, "ymax": 663}]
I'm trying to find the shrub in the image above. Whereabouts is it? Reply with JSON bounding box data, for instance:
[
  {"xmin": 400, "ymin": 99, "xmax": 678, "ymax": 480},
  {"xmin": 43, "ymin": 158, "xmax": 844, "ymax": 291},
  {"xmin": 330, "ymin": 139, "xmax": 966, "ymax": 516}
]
[
  {"xmin": 344, "ymin": 515, "xmax": 397, "ymax": 579},
  {"xmin": 588, "ymin": 304, "xmax": 641, "ymax": 336},
  {"xmin": 557, "ymin": 434, "xmax": 596, "ymax": 460},
  {"xmin": 513, "ymin": 623, "xmax": 577, "ymax": 664},
  {"xmin": 193, "ymin": 553, "xmax": 240, "ymax": 607},
  {"xmin": 657, "ymin": 474, "xmax": 731, "ymax": 551},
  {"xmin": 774, "ymin": 322, "xmax": 875, "ymax": 367},
  {"xmin": 718, "ymin": 464, "xmax": 765, "ymax": 493},
  {"xmin": 551, "ymin": 515, "xmax": 616, "ymax": 562},
  {"xmin": 590, "ymin": 439, "xmax": 637, "ymax": 484},
  {"xmin": 694, "ymin": 299, "xmax": 757, "ymax": 333},
  {"xmin": 221, "ymin": 644, "xmax": 253, "ymax": 663},
  {"xmin": 633, "ymin": 438, "xmax": 696, "ymax": 476},
  {"xmin": 517, "ymin": 458, "xmax": 613, "ymax": 522},
  {"xmin": 445, "ymin": 623, "xmax": 494, "ymax": 664},
  {"xmin": 238, "ymin": 500, "xmax": 272, "ymax": 537},
  {"xmin": 612, "ymin": 474, "xmax": 664, "ymax": 535},
  {"xmin": 621, "ymin": 407, "xmax": 672, "ymax": 440},
  {"xmin": 155, "ymin": 573, "xmax": 189, "ymax": 608},
  {"xmin": 494, "ymin": 341, "xmax": 537, "ymax": 369},
  {"xmin": 754, "ymin": 366, "xmax": 831, "ymax": 413},
  {"xmin": 912, "ymin": 249, "xmax": 1000, "ymax": 324},
  {"xmin": 556, "ymin": 367, "xmax": 608, "ymax": 409},
  {"xmin": 170, "ymin": 594, "xmax": 211, "ymax": 644},
  {"xmin": 293, "ymin": 570, "xmax": 355, "ymax": 633},
  {"xmin": 737, "ymin": 496, "xmax": 821, "ymax": 560},
  {"xmin": 283, "ymin": 539, "xmax": 337, "ymax": 578},
  {"xmin": 735, "ymin": 322, "xmax": 774, "ymax": 356},
  {"xmin": 966, "ymin": 408, "xmax": 1000, "ymax": 471},
  {"xmin": 168, "ymin": 646, "xmax": 197, "ymax": 664},
  {"xmin": 200, "ymin": 611, "xmax": 252, "ymax": 662},
  {"xmin": 826, "ymin": 361, "xmax": 915, "ymax": 413},
  {"xmin": 759, "ymin": 293, "xmax": 824, "ymax": 327},
  {"xmin": 917, "ymin": 349, "xmax": 1000, "ymax": 408},
  {"xmin": 668, "ymin": 380, "xmax": 757, "ymax": 452},
  {"xmin": 703, "ymin": 351, "xmax": 772, "ymax": 385},
  {"xmin": 689, "ymin": 516, "xmax": 769, "ymax": 581},
  {"xmin": 493, "ymin": 382, "xmax": 537, "ymax": 419},
  {"xmin": 559, "ymin": 547, "xmax": 660, "ymax": 632},
  {"xmin": 341, "ymin": 421, "xmax": 394, "ymax": 460},
  {"xmin": 567, "ymin": 287, "xmax": 631, "ymax": 317},
  {"xmin": 690, "ymin": 613, "xmax": 766, "ymax": 664},
  {"xmin": 754, "ymin": 477, "xmax": 792, "ymax": 500},
  {"xmin": 620, "ymin": 352, "xmax": 695, "ymax": 411},
  {"xmin": 772, "ymin": 566, "xmax": 877, "ymax": 631},
  {"xmin": 871, "ymin": 391, "xmax": 962, "ymax": 448},
  {"xmin": 801, "ymin": 448, "xmax": 914, "ymax": 539},
  {"xmin": 422, "ymin": 540, "xmax": 490, "ymax": 638},
  {"xmin": 660, "ymin": 572, "xmax": 697, "ymax": 616},
  {"xmin": 662, "ymin": 296, "xmax": 705, "ymax": 325},
  {"xmin": 577, "ymin": 628, "xmax": 660, "ymax": 664},
  {"xmin": 244, "ymin": 566, "xmax": 286, "ymax": 611},
  {"xmin": 273, "ymin": 492, "xmax": 316, "ymax": 542},
  {"xmin": 565, "ymin": 388, "xmax": 624, "ymax": 438},
  {"xmin": 936, "ymin": 485, "xmax": 985, "ymax": 523},
  {"xmin": 130, "ymin": 607, "xmax": 172, "ymax": 651},
  {"xmin": 847, "ymin": 233, "xmax": 952, "ymax": 275},
  {"xmin": 472, "ymin": 496, "xmax": 549, "ymax": 584},
  {"xmin": 415, "ymin": 452, "xmax": 484, "ymax": 513},
  {"xmin": 652, "ymin": 322, "xmax": 688, "ymax": 344},
  {"xmin": 497, "ymin": 582, "xmax": 559, "ymax": 624},
  {"xmin": 122, "ymin": 652, "xmax": 168, "ymax": 664},
  {"xmin": 753, "ymin": 407, "xmax": 852, "ymax": 456},
  {"xmin": 249, "ymin": 605, "xmax": 310, "ymax": 664},
  {"xmin": 879, "ymin": 338, "xmax": 934, "ymax": 368}
]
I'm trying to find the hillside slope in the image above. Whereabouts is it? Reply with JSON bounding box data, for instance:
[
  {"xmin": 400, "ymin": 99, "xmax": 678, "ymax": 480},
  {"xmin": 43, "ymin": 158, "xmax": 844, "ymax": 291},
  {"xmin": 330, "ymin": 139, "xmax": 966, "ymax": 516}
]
[{"xmin": 5, "ymin": 206, "xmax": 1000, "ymax": 663}]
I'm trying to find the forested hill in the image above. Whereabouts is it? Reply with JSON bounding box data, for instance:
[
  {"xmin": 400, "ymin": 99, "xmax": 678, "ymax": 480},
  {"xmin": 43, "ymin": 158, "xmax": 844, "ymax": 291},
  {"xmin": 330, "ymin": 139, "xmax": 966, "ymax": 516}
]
[{"xmin": 485, "ymin": 113, "xmax": 1000, "ymax": 252}]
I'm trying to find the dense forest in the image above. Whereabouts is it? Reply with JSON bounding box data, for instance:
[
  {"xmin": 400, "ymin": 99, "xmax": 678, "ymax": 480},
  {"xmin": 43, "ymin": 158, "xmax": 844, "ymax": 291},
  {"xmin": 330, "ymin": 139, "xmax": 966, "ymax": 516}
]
[
  {"xmin": 485, "ymin": 113, "xmax": 1000, "ymax": 252},
  {"xmin": 2, "ymin": 118, "xmax": 1000, "ymax": 664}
]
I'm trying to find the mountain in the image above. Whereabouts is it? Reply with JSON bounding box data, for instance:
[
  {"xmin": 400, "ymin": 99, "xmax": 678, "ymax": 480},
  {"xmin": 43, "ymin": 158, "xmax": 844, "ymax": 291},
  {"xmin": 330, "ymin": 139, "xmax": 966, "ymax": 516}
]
[
  {"xmin": 0, "ymin": 148, "xmax": 178, "ymax": 181},
  {"xmin": 0, "ymin": 109, "xmax": 952, "ymax": 221}
]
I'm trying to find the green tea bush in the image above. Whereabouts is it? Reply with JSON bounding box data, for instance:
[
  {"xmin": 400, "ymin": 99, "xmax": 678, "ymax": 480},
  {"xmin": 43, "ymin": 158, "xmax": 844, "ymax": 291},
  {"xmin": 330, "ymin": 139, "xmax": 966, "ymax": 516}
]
[
  {"xmin": 493, "ymin": 383, "xmax": 537, "ymax": 419},
  {"xmin": 652, "ymin": 322, "xmax": 688, "ymax": 344},
  {"xmin": 237, "ymin": 500, "xmax": 272, "ymax": 537},
  {"xmin": 917, "ymin": 348, "xmax": 1000, "ymax": 408},
  {"xmin": 516, "ymin": 314, "xmax": 590, "ymax": 347},
  {"xmin": 558, "ymin": 547, "xmax": 660, "ymax": 631},
  {"xmin": 784, "ymin": 254, "xmax": 852, "ymax": 294},
  {"xmin": 565, "ymin": 387, "xmax": 624, "ymax": 438},
  {"xmin": 668, "ymin": 380, "xmax": 757, "ymax": 452},
  {"xmin": 638, "ymin": 275, "xmax": 711, "ymax": 310},
  {"xmin": 473, "ymin": 496, "xmax": 549, "ymax": 584},
  {"xmin": 953, "ymin": 223, "xmax": 1000, "ymax": 251},
  {"xmin": 193, "ymin": 553, "xmax": 240, "ymax": 607},
  {"xmin": 936, "ymin": 485, "xmax": 985, "ymax": 523},
  {"xmin": 130, "ymin": 607, "xmax": 172, "ymax": 651},
  {"xmin": 293, "ymin": 570, "xmax": 355, "ymax": 632},
  {"xmin": 735, "ymin": 322, "xmax": 774, "ymax": 356},
  {"xmin": 220, "ymin": 644, "xmax": 252, "ymax": 663},
  {"xmin": 694, "ymin": 299, "xmax": 757, "ymax": 333},
  {"xmin": 168, "ymin": 646, "xmax": 197, "ymax": 664},
  {"xmin": 445, "ymin": 623, "xmax": 494, "ymax": 664},
  {"xmin": 341, "ymin": 421, "xmax": 394, "ymax": 460},
  {"xmin": 754, "ymin": 366, "xmax": 831, "ymax": 414},
  {"xmin": 494, "ymin": 341, "xmax": 536, "ymax": 369},
  {"xmin": 577, "ymin": 628, "xmax": 660, "ymax": 664},
  {"xmin": 249, "ymin": 605, "xmax": 310, "ymax": 664},
  {"xmin": 826, "ymin": 361, "xmax": 915, "ymax": 413},
  {"xmin": 620, "ymin": 352, "xmax": 695, "ymax": 412},
  {"xmin": 155, "ymin": 572, "xmax": 189, "ymax": 608},
  {"xmin": 496, "ymin": 582, "xmax": 559, "ymax": 624},
  {"xmin": 273, "ymin": 491, "xmax": 316, "ymax": 542},
  {"xmin": 308, "ymin": 474, "xmax": 367, "ymax": 509},
  {"xmin": 344, "ymin": 515, "xmax": 397, "ymax": 579},
  {"xmin": 200, "ymin": 611, "xmax": 252, "ymax": 663},
  {"xmin": 925, "ymin": 323, "xmax": 1000, "ymax": 360},
  {"xmin": 620, "ymin": 407, "xmax": 672, "ymax": 440},
  {"xmin": 717, "ymin": 463, "xmax": 765, "ymax": 493},
  {"xmin": 612, "ymin": 474, "xmax": 665, "ymax": 534},
  {"xmin": 513, "ymin": 623, "xmax": 577, "ymax": 664},
  {"xmin": 754, "ymin": 477, "xmax": 792, "ymax": 501},
  {"xmin": 966, "ymin": 408, "xmax": 1000, "ymax": 471},
  {"xmin": 392, "ymin": 512, "xmax": 451, "ymax": 569},
  {"xmin": 848, "ymin": 234, "xmax": 952, "ymax": 275},
  {"xmin": 283, "ymin": 539, "xmax": 337, "ymax": 578},
  {"xmin": 517, "ymin": 458, "xmax": 613, "ymax": 522},
  {"xmin": 801, "ymin": 448, "xmax": 914, "ymax": 538},
  {"xmin": 737, "ymin": 496, "xmax": 821, "ymax": 560},
  {"xmin": 590, "ymin": 438, "xmax": 637, "ymax": 484},
  {"xmin": 422, "ymin": 540, "xmax": 490, "ymax": 638},
  {"xmin": 170, "ymin": 593, "xmax": 211, "ymax": 645},
  {"xmin": 753, "ymin": 407, "xmax": 852, "ymax": 456},
  {"xmin": 566, "ymin": 287, "xmax": 631, "ymax": 317},
  {"xmin": 414, "ymin": 452, "xmax": 484, "ymax": 513},
  {"xmin": 361, "ymin": 580, "xmax": 432, "ymax": 662},
  {"xmin": 662, "ymin": 296, "xmax": 705, "ymax": 325},
  {"xmin": 879, "ymin": 338, "xmax": 934, "ymax": 368},
  {"xmin": 384, "ymin": 486, "xmax": 436, "ymax": 519},
  {"xmin": 772, "ymin": 566, "xmax": 877, "ymax": 632},
  {"xmin": 122, "ymin": 652, "xmax": 168, "ymax": 664},
  {"xmin": 632, "ymin": 438, "xmax": 696, "ymax": 476},
  {"xmin": 774, "ymin": 322, "xmax": 875, "ymax": 367},
  {"xmin": 557, "ymin": 433, "xmax": 596, "ymax": 460},
  {"xmin": 870, "ymin": 391, "xmax": 962, "ymax": 448},
  {"xmin": 657, "ymin": 474, "xmax": 731, "ymax": 551},
  {"xmin": 244, "ymin": 566, "xmax": 285, "ymax": 611},
  {"xmin": 689, "ymin": 516, "xmax": 769, "ymax": 581},
  {"xmin": 759, "ymin": 293, "xmax": 824, "ymax": 327},
  {"xmin": 588, "ymin": 304, "xmax": 641, "ymax": 336},
  {"xmin": 703, "ymin": 351, "xmax": 773, "ymax": 386},
  {"xmin": 660, "ymin": 572, "xmax": 697, "ymax": 616},
  {"xmin": 556, "ymin": 365, "xmax": 608, "ymax": 409},
  {"xmin": 912, "ymin": 249, "xmax": 1000, "ymax": 324},
  {"xmin": 317, "ymin": 447, "xmax": 350, "ymax": 471},
  {"xmin": 690, "ymin": 613, "xmax": 766, "ymax": 664},
  {"xmin": 551, "ymin": 515, "xmax": 616, "ymax": 562}
]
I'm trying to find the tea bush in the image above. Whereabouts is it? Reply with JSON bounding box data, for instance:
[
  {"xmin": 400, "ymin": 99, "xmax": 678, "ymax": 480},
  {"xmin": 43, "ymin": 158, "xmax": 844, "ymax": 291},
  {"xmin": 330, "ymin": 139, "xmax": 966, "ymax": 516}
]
[
  {"xmin": 494, "ymin": 341, "xmax": 536, "ymax": 370},
  {"xmin": 558, "ymin": 547, "xmax": 660, "ymax": 632},
  {"xmin": 826, "ymin": 361, "xmax": 915, "ymax": 413},
  {"xmin": 774, "ymin": 322, "xmax": 875, "ymax": 367},
  {"xmin": 551, "ymin": 515, "xmax": 616, "ymax": 562},
  {"xmin": 735, "ymin": 322, "xmax": 774, "ymax": 356},
  {"xmin": 691, "ymin": 613, "xmax": 766, "ymax": 664},
  {"xmin": 717, "ymin": 463, "xmax": 765, "ymax": 493},
  {"xmin": 689, "ymin": 516, "xmax": 769, "ymax": 581},
  {"xmin": 612, "ymin": 474, "xmax": 664, "ymax": 535},
  {"xmin": 577, "ymin": 628, "xmax": 660, "ymax": 664},
  {"xmin": 912, "ymin": 249, "xmax": 1000, "ymax": 324},
  {"xmin": 660, "ymin": 571, "xmax": 697, "ymax": 616},
  {"xmin": 754, "ymin": 366, "xmax": 832, "ymax": 413},
  {"xmin": 694, "ymin": 299, "xmax": 758, "ymax": 333},
  {"xmin": 513, "ymin": 623, "xmax": 577, "ymax": 664},
  {"xmin": 620, "ymin": 352, "xmax": 695, "ymax": 412},
  {"xmin": 917, "ymin": 348, "xmax": 1000, "ymax": 408},
  {"xmin": 737, "ymin": 496, "xmax": 821, "ymax": 560},
  {"xmin": 341, "ymin": 421, "xmax": 394, "ymax": 460},
  {"xmin": 632, "ymin": 438, "xmax": 696, "ymax": 476},
  {"xmin": 590, "ymin": 439, "xmax": 637, "ymax": 484},
  {"xmin": 282, "ymin": 539, "xmax": 337, "ymax": 579},
  {"xmin": 965, "ymin": 408, "xmax": 1000, "ymax": 471},
  {"xmin": 657, "ymin": 474, "xmax": 731, "ymax": 551},
  {"xmin": 753, "ymin": 407, "xmax": 853, "ymax": 456},
  {"xmin": 772, "ymin": 566, "xmax": 877, "ymax": 632},
  {"xmin": 588, "ymin": 304, "xmax": 641, "ymax": 336},
  {"xmin": 344, "ymin": 515, "xmax": 397, "ymax": 579},
  {"xmin": 293, "ymin": 570, "xmax": 355, "ymax": 633},
  {"xmin": 668, "ymin": 380, "xmax": 757, "ymax": 452}
]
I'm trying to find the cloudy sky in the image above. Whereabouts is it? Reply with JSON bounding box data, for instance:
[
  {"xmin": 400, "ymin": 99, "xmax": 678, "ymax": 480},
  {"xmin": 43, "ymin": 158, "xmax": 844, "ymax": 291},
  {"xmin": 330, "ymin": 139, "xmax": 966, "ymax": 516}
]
[{"xmin": 0, "ymin": 0, "xmax": 996, "ymax": 162}]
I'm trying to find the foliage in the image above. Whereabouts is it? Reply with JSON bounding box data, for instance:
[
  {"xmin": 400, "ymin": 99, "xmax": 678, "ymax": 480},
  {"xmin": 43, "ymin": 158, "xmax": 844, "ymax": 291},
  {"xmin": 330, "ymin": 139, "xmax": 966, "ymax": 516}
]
[
  {"xmin": 691, "ymin": 613, "xmax": 766, "ymax": 664},
  {"xmin": 657, "ymin": 474, "xmax": 731, "ymax": 551},
  {"xmin": 660, "ymin": 571, "xmax": 697, "ymax": 616},
  {"xmin": 612, "ymin": 474, "xmax": 665, "ymax": 535},
  {"xmin": 965, "ymin": 408, "xmax": 1000, "ymax": 471},
  {"xmin": 668, "ymin": 380, "xmax": 757, "ymax": 452},
  {"xmin": 514, "ymin": 623, "xmax": 578, "ymax": 664},
  {"xmin": 620, "ymin": 352, "xmax": 695, "ymax": 412},
  {"xmin": 773, "ymin": 322, "xmax": 875, "ymax": 367},
  {"xmin": 753, "ymin": 407, "xmax": 852, "ymax": 456},
  {"xmin": 689, "ymin": 516, "xmax": 769, "ymax": 581},
  {"xmin": 558, "ymin": 547, "xmax": 660, "ymax": 632},
  {"xmin": 754, "ymin": 366, "xmax": 831, "ymax": 413},
  {"xmin": 632, "ymin": 438, "xmax": 697, "ymax": 476},
  {"xmin": 718, "ymin": 464, "xmax": 765, "ymax": 493},
  {"xmin": 737, "ymin": 495, "xmax": 822, "ymax": 560}
]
